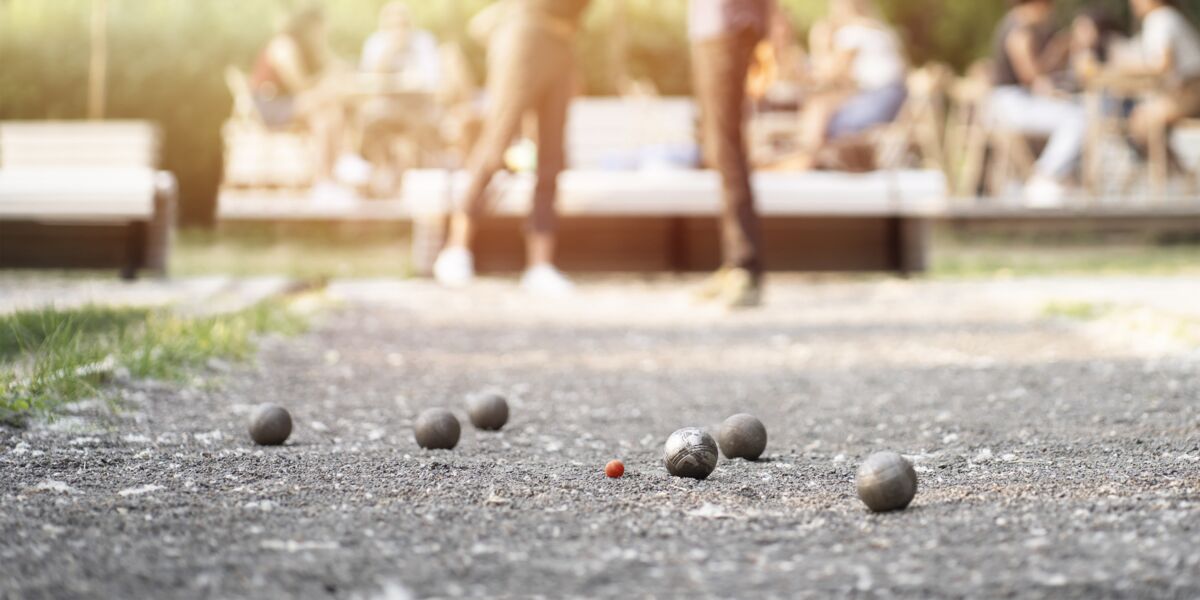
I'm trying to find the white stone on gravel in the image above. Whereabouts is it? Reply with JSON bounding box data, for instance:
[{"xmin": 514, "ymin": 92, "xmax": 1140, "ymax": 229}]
[
  {"xmin": 26, "ymin": 480, "xmax": 79, "ymax": 495},
  {"xmin": 118, "ymin": 484, "xmax": 164, "ymax": 497}
]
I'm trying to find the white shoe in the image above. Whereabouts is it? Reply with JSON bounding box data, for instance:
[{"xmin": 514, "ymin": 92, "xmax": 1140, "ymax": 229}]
[
  {"xmin": 1024, "ymin": 176, "xmax": 1067, "ymax": 209},
  {"xmin": 520, "ymin": 264, "xmax": 574, "ymax": 296},
  {"xmin": 334, "ymin": 153, "xmax": 373, "ymax": 187},
  {"xmin": 433, "ymin": 246, "xmax": 474, "ymax": 287}
]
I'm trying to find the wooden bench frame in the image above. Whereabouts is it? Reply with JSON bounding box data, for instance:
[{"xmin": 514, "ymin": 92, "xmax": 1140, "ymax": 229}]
[{"xmin": 0, "ymin": 121, "xmax": 177, "ymax": 278}]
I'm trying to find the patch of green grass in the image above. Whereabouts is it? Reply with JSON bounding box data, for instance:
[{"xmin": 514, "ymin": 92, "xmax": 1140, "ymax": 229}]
[
  {"xmin": 171, "ymin": 227, "xmax": 413, "ymax": 279},
  {"xmin": 0, "ymin": 300, "xmax": 308, "ymax": 425},
  {"xmin": 931, "ymin": 242, "xmax": 1200, "ymax": 279},
  {"xmin": 1041, "ymin": 301, "xmax": 1115, "ymax": 321}
]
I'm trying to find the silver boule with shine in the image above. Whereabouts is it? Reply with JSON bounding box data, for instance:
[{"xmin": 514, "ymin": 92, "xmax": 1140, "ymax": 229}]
[
  {"xmin": 467, "ymin": 393, "xmax": 509, "ymax": 431},
  {"xmin": 248, "ymin": 403, "xmax": 292, "ymax": 446},
  {"xmin": 664, "ymin": 427, "xmax": 719, "ymax": 480},
  {"xmin": 414, "ymin": 408, "xmax": 461, "ymax": 450},
  {"xmin": 855, "ymin": 451, "xmax": 918, "ymax": 512},
  {"xmin": 718, "ymin": 413, "xmax": 767, "ymax": 460}
]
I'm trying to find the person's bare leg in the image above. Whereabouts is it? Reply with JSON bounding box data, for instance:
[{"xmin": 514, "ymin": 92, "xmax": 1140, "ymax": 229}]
[
  {"xmin": 796, "ymin": 92, "xmax": 842, "ymax": 166},
  {"xmin": 526, "ymin": 233, "xmax": 554, "ymax": 267},
  {"xmin": 446, "ymin": 211, "xmax": 475, "ymax": 250}
]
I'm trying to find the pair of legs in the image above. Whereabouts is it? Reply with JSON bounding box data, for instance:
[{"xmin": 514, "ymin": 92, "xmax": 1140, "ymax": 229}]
[
  {"xmin": 294, "ymin": 82, "xmax": 347, "ymax": 184},
  {"xmin": 988, "ymin": 86, "xmax": 1087, "ymax": 182},
  {"xmin": 1128, "ymin": 80, "xmax": 1200, "ymax": 187},
  {"xmin": 443, "ymin": 21, "xmax": 573, "ymax": 269},
  {"xmin": 692, "ymin": 27, "xmax": 764, "ymax": 282}
]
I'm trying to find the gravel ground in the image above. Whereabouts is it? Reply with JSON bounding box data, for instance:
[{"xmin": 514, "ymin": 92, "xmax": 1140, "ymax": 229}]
[{"xmin": 2, "ymin": 276, "xmax": 1199, "ymax": 599}]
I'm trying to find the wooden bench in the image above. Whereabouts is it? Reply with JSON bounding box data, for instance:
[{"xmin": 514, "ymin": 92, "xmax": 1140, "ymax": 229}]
[
  {"xmin": 402, "ymin": 168, "xmax": 947, "ymax": 275},
  {"xmin": 0, "ymin": 121, "xmax": 176, "ymax": 278}
]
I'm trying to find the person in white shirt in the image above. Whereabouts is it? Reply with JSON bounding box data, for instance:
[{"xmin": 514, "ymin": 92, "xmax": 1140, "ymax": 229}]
[
  {"xmin": 790, "ymin": 0, "xmax": 908, "ymax": 170},
  {"xmin": 360, "ymin": 2, "xmax": 441, "ymax": 91},
  {"xmin": 356, "ymin": 2, "xmax": 444, "ymax": 196},
  {"xmin": 1120, "ymin": 0, "xmax": 1200, "ymax": 153}
]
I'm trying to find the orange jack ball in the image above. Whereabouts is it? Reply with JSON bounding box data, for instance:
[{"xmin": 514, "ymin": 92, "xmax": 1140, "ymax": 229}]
[{"xmin": 605, "ymin": 460, "xmax": 625, "ymax": 478}]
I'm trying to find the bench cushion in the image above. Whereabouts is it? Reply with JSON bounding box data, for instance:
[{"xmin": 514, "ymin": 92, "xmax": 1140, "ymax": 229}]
[
  {"xmin": 0, "ymin": 167, "xmax": 158, "ymax": 220},
  {"xmin": 401, "ymin": 169, "xmax": 948, "ymax": 218}
]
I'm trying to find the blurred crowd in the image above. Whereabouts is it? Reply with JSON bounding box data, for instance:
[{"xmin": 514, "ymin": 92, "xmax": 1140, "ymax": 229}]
[{"xmin": 232, "ymin": 0, "xmax": 1200, "ymax": 301}]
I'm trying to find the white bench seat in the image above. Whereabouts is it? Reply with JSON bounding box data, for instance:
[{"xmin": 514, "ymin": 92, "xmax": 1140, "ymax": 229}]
[
  {"xmin": 402, "ymin": 169, "xmax": 947, "ymax": 217},
  {"xmin": 0, "ymin": 167, "xmax": 159, "ymax": 220},
  {"xmin": 401, "ymin": 167, "xmax": 947, "ymax": 275}
]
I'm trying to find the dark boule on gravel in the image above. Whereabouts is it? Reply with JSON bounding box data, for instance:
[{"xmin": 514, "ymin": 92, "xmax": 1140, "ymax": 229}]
[
  {"xmin": 718, "ymin": 413, "xmax": 767, "ymax": 460},
  {"xmin": 664, "ymin": 427, "xmax": 719, "ymax": 480},
  {"xmin": 248, "ymin": 404, "xmax": 292, "ymax": 446},
  {"xmin": 467, "ymin": 393, "xmax": 509, "ymax": 431},
  {"xmin": 415, "ymin": 408, "xmax": 461, "ymax": 450},
  {"xmin": 856, "ymin": 451, "xmax": 918, "ymax": 512}
]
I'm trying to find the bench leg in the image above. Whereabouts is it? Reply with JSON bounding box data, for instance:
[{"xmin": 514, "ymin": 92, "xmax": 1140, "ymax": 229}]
[
  {"xmin": 411, "ymin": 216, "xmax": 447, "ymax": 277},
  {"xmin": 121, "ymin": 221, "xmax": 147, "ymax": 281},
  {"xmin": 887, "ymin": 217, "xmax": 929, "ymax": 277}
]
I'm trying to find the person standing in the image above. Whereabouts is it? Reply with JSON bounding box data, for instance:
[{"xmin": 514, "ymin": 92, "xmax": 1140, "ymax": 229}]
[
  {"xmin": 689, "ymin": 0, "xmax": 771, "ymax": 308},
  {"xmin": 432, "ymin": 0, "xmax": 591, "ymax": 295}
]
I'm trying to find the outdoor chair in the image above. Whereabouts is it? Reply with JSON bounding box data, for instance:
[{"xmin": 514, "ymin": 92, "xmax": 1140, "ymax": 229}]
[{"xmin": 221, "ymin": 66, "xmax": 314, "ymax": 189}]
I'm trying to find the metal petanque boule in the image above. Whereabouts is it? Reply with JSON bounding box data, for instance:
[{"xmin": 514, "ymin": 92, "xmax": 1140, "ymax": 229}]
[
  {"xmin": 467, "ymin": 393, "xmax": 509, "ymax": 431},
  {"xmin": 248, "ymin": 403, "xmax": 292, "ymax": 446},
  {"xmin": 718, "ymin": 413, "xmax": 767, "ymax": 460},
  {"xmin": 856, "ymin": 451, "xmax": 918, "ymax": 512},
  {"xmin": 664, "ymin": 427, "xmax": 719, "ymax": 480},
  {"xmin": 415, "ymin": 408, "xmax": 461, "ymax": 450}
]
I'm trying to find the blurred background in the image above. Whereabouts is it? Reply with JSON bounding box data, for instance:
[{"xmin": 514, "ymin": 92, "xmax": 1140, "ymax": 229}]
[{"xmin": 3, "ymin": 0, "xmax": 1179, "ymax": 226}]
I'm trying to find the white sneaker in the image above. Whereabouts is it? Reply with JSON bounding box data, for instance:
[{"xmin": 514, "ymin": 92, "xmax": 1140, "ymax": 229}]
[
  {"xmin": 520, "ymin": 264, "xmax": 574, "ymax": 296},
  {"xmin": 334, "ymin": 153, "xmax": 373, "ymax": 187},
  {"xmin": 1024, "ymin": 176, "xmax": 1067, "ymax": 209},
  {"xmin": 433, "ymin": 246, "xmax": 474, "ymax": 287}
]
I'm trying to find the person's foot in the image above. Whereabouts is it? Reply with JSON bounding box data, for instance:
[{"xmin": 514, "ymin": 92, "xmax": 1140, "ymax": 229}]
[
  {"xmin": 334, "ymin": 153, "xmax": 373, "ymax": 187},
  {"xmin": 718, "ymin": 268, "xmax": 762, "ymax": 309},
  {"xmin": 520, "ymin": 264, "xmax": 574, "ymax": 296},
  {"xmin": 433, "ymin": 246, "xmax": 474, "ymax": 288},
  {"xmin": 692, "ymin": 267, "xmax": 731, "ymax": 302},
  {"xmin": 1024, "ymin": 175, "xmax": 1067, "ymax": 209}
]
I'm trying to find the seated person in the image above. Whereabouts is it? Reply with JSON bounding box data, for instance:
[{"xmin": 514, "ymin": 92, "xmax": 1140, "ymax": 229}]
[
  {"xmin": 357, "ymin": 2, "xmax": 444, "ymax": 194},
  {"xmin": 1069, "ymin": 8, "xmax": 1126, "ymax": 89},
  {"xmin": 1117, "ymin": 0, "xmax": 1200, "ymax": 157},
  {"xmin": 987, "ymin": 0, "xmax": 1087, "ymax": 206},
  {"xmin": 360, "ymin": 2, "xmax": 441, "ymax": 90},
  {"xmin": 250, "ymin": 6, "xmax": 350, "ymax": 200},
  {"xmin": 787, "ymin": 0, "xmax": 908, "ymax": 170}
]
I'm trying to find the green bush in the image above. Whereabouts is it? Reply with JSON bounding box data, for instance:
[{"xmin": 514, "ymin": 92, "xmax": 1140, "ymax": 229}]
[{"xmin": 0, "ymin": 0, "xmax": 1178, "ymax": 226}]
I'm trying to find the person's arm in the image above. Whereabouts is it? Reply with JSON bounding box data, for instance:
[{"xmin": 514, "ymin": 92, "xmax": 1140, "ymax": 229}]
[
  {"xmin": 1005, "ymin": 26, "xmax": 1053, "ymax": 92},
  {"xmin": 267, "ymin": 36, "xmax": 317, "ymax": 92}
]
